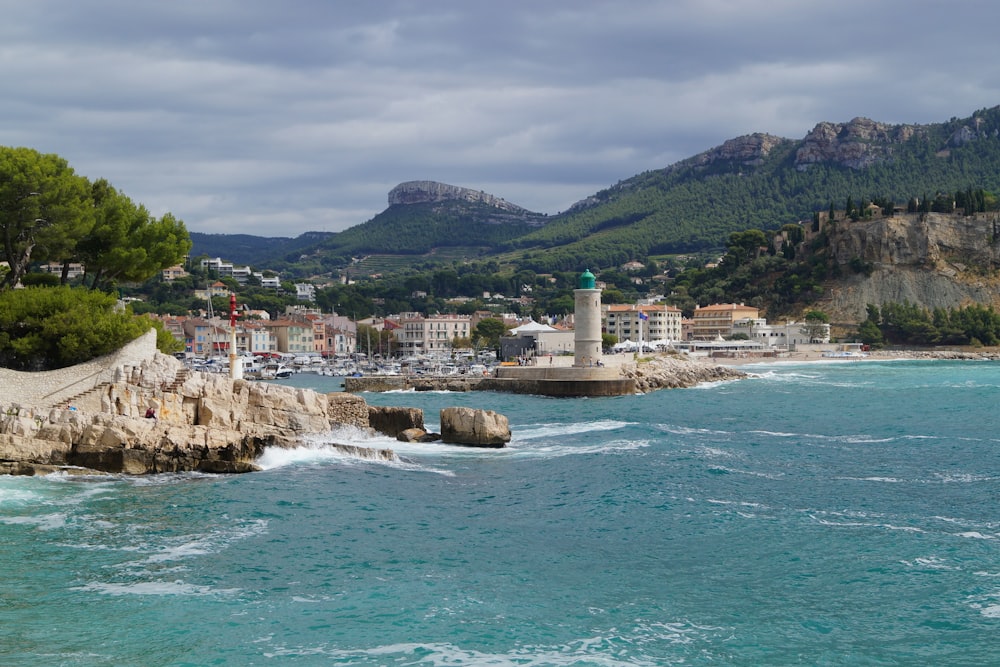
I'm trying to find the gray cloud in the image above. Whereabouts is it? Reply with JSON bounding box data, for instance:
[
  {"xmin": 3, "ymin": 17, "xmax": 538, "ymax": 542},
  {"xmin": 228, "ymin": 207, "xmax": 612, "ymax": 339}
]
[{"xmin": 1, "ymin": 0, "xmax": 998, "ymax": 237}]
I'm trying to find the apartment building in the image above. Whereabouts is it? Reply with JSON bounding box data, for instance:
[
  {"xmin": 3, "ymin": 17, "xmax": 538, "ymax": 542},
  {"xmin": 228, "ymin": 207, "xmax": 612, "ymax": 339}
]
[
  {"xmin": 603, "ymin": 304, "xmax": 683, "ymax": 343},
  {"xmin": 691, "ymin": 303, "xmax": 760, "ymax": 340},
  {"xmin": 394, "ymin": 313, "xmax": 472, "ymax": 354}
]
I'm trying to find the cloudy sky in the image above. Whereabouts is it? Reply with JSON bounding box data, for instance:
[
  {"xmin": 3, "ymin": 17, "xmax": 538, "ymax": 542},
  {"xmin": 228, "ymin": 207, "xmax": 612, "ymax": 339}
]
[{"xmin": 2, "ymin": 1, "xmax": 998, "ymax": 238}]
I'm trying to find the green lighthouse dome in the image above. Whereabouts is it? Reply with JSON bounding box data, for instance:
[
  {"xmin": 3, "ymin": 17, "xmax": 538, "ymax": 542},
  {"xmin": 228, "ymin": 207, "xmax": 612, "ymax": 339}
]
[{"xmin": 578, "ymin": 269, "xmax": 596, "ymax": 290}]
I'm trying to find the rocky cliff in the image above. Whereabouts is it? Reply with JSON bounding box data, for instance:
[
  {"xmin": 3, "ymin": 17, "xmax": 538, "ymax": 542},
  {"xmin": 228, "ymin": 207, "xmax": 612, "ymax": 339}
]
[
  {"xmin": 794, "ymin": 117, "xmax": 926, "ymax": 170},
  {"xmin": 817, "ymin": 211, "xmax": 1000, "ymax": 322},
  {"xmin": 0, "ymin": 351, "xmax": 372, "ymax": 475},
  {"xmin": 388, "ymin": 180, "xmax": 530, "ymax": 213},
  {"xmin": 674, "ymin": 114, "xmax": 991, "ymax": 176}
]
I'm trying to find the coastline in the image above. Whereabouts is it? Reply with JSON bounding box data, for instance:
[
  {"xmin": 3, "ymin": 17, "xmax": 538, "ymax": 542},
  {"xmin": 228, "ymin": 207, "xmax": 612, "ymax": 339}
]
[{"xmin": 710, "ymin": 348, "xmax": 1000, "ymax": 367}]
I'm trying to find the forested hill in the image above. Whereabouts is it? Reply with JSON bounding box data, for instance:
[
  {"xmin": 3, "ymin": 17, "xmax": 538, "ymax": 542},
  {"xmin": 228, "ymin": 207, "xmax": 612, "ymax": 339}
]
[
  {"xmin": 198, "ymin": 105, "xmax": 1000, "ymax": 277},
  {"xmin": 505, "ymin": 107, "xmax": 1000, "ymax": 272},
  {"xmin": 189, "ymin": 231, "xmax": 333, "ymax": 266}
]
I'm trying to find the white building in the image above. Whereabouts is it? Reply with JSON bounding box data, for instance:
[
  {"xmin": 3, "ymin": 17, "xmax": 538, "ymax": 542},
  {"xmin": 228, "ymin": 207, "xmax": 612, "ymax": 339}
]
[
  {"xmin": 604, "ymin": 303, "xmax": 682, "ymax": 346},
  {"xmin": 295, "ymin": 283, "xmax": 316, "ymax": 302},
  {"xmin": 501, "ymin": 320, "xmax": 575, "ymax": 360},
  {"xmin": 394, "ymin": 313, "xmax": 472, "ymax": 354},
  {"xmin": 732, "ymin": 318, "xmax": 831, "ymax": 347}
]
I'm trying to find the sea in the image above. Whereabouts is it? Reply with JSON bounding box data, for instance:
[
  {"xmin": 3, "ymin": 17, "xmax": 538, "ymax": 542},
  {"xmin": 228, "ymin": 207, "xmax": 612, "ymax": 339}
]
[{"xmin": 2, "ymin": 359, "xmax": 999, "ymax": 666}]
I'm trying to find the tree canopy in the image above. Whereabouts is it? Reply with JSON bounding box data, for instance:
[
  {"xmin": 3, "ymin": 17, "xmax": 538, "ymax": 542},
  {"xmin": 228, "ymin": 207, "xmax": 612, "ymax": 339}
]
[
  {"xmin": 0, "ymin": 147, "xmax": 93, "ymax": 289},
  {"xmin": 0, "ymin": 286, "xmax": 157, "ymax": 370},
  {"xmin": 0, "ymin": 147, "xmax": 191, "ymax": 292}
]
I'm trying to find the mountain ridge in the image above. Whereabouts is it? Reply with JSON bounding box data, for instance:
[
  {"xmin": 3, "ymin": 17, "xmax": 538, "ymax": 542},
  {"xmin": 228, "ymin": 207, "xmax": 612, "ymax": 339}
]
[{"xmin": 193, "ymin": 105, "xmax": 1000, "ymax": 278}]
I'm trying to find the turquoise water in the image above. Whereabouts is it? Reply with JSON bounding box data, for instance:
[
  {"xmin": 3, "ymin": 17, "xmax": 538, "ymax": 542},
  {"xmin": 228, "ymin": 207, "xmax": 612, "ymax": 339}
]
[{"xmin": 2, "ymin": 360, "xmax": 999, "ymax": 665}]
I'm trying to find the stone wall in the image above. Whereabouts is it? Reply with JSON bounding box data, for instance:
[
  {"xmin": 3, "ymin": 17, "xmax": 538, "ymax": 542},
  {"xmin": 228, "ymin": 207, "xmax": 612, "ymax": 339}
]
[{"xmin": 0, "ymin": 329, "xmax": 159, "ymax": 409}]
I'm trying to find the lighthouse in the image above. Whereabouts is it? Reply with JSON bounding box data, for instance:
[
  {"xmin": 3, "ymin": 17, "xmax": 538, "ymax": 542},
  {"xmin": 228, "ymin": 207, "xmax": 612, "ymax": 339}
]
[{"xmin": 573, "ymin": 269, "xmax": 603, "ymax": 367}]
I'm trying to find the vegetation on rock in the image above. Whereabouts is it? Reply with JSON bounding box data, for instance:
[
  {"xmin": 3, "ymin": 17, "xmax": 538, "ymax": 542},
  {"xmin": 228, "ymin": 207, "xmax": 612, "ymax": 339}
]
[{"xmin": 0, "ymin": 287, "xmax": 172, "ymax": 370}]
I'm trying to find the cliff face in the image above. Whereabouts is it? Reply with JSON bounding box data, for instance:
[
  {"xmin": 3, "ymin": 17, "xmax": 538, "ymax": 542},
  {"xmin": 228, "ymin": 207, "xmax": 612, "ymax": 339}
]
[
  {"xmin": 683, "ymin": 133, "xmax": 792, "ymax": 169},
  {"xmin": 819, "ymin": 212, "xmax": 1000, "ymax": 321},
  {"xmin": 388, "ymin": 180, "xmax": 529, "ymax": 213},
  {"xmin": 794, "ymin": 117, "xmax": 925, "ymax": 170},
  {"xmin": 676, "ymin": 114, "xmax": 996, "ymax": 176}
]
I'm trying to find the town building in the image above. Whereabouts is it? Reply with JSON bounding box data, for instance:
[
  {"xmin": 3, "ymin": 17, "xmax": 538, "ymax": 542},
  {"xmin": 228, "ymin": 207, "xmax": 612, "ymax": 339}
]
[
  {"xmin": 691, "ymin": 303, "xmax": 760, "ymax": 340},
  {"xmin": 181, "ymin": 318, "xmax": 230, "ymax": 356},
  {"xmin": 732, "ymin": 318, "xmax": 831, "ymax": 347},
  {"xmin": 39, "ymin": 263, "xmax": 85, "ymax": 280},
  {"xmin": 603, "ymin": 304, "xmax": 682, "ymax": 346},
  {"xmin": 161, "ymin": 265, "xmax": 188, "ymax": 282},
  {"xmin": 393, "ymin": 313, "xmax": 472, "ymax": 355},
  {"xmin": 193, "ymin": 281, "xmax": 230, "ymax": 301},
  {"xmin": 295, "ymin": 283, "xmax": 316, "ymax": 302},
  {"xmin": 236, "ymin": 322, "xmax": 275, "ymax": 355},
  {"xmin": 500, "ymin": 320, "xmax": 575, "ymax": 361},
  {"xmin": 263, "ymin": 320, "xmax": 314, "ymax": 354}
]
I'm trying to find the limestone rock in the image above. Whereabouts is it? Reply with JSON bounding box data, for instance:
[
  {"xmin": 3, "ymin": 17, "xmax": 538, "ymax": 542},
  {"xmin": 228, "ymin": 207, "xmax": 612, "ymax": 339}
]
[
  {"xmin": 397, "ymin": 428, "xmax": 425, "ymax": 442},
  {"xmin": 625, "ymin": 356, "xmax": 746, "ymax": 393},
  {"xmin": 820, "ymin": 211, "xmax": 1000, "ymax": 322},
  {"xmin": 369, "ymin": 406, "xmax": 425, "ymax": 437},
  {"xmin": 0, "ymin": 350, "xmax": 373, "ymax": 475},
  {"xmin": 440, "ymin": 407, "xmax": 510, "ymax": 448},
  {"xmin": 685, "ymin": 133, "xmax": 790, "ymax": 169},
  {"xmin": 794, "ymin": 117, "xmax": 925, "ymax": 171},
  {"xmin": 388, "ymin": 180, "xmax": 528, "ymax": 213},
  {"xmin": 397, "ymin": 428, "xmax": 440, "ymax": 443}
]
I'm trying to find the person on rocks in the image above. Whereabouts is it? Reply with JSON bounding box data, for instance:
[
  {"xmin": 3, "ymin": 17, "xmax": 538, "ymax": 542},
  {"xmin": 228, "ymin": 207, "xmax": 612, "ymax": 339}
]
[{"xmin": 144, "ymin": 406, "xmax": 157, "ymax": 419}]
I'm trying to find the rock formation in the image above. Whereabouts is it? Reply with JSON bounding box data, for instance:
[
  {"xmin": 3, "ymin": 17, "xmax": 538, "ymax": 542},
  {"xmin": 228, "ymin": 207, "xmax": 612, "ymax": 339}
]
[
  {"xmin": 388, "ymin": 180, "xmax": 529, "ymax": 213},
  {"xmin": 817, "ymin": 211, "xmax": 1000, "ymax": 321},
  {"xmin": 794, "ymin": 117, "xmax": 924, "ymax": 171},
  {"xmin": 0, "ymin": 337, "xmax": 521, "ymax": 474},
  {"xmin": 368, "ymin": 406, "xmax": 425, "ymax": 438},
  {"xmin": 685, "ymin": 133, "xmax": 791, "ymax": 169},
  {"xmin": 0, "ymin": 349, "xmax": 371, "ymax": 476},
  {"xmin": 624, "ymin": 355, "xmax": 747, "ymax": 393},
  {"xmin": 440, "ymin": 407, "xmax": 511, "ymax": 448}
]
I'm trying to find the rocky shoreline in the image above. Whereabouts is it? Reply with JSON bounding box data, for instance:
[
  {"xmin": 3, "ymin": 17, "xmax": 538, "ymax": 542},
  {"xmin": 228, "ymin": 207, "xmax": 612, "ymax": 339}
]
[
  {"xmin": 0, "ymin": 351, "xmax": 372, "ymax": 476},
  {"xmin": 624, "ymin": 355, "xmax": 747, "ymax": 392},
  {"xmin": 0, "ymin": 348, "xmax": 515, "ymax": 476}
]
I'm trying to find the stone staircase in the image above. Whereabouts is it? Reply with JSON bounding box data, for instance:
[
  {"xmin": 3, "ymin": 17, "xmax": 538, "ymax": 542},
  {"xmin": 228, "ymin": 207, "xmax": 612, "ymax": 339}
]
[{"xmin": 163, "ymin": 367, "xmax": 190, "ymax": 394}]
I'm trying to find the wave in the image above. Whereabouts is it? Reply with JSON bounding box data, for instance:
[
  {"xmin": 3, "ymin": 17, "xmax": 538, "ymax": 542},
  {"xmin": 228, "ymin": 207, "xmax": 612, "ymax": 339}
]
[
  {"xmin": 707, "ymin": 465, "xmax": 783, "ymax": 479},
  {"xmin": 508, "ymin": 438, "xmax": 650, "ymax": 459},
  {"xmin": 515, "ymin": 419, "xmax": 633, "ymax": 440},
  {"xmin": 72, "ymin": 580, "xmax": 241, "ymax": 597},
  {"xmin": 257, "ymin": 420, "xmax": 648, "ymax": 471},
  {"xmin": 0, "ymin": 512, "xmax": 67, "ymax": 530},
  {"xmin": 260, "ymin": 619, "xmax": 727, "ymax": 665},
  {"xmin": 836, "ymin": 472, "xmax": 997, "ymax": 485},
  {"xmin": 259, "ymin": 428, "xmax": 455, "ymax": 476},
  {"xmin": 810, "ymin": 514, "xmax": 925, "ymax": 533},
  {"xmin": 137, "ymin": 521, "xmax": 268, "ymax": 565},
  {"xmin": 0, "ymin": 486, "xmax": 41, "ymax": 507}
]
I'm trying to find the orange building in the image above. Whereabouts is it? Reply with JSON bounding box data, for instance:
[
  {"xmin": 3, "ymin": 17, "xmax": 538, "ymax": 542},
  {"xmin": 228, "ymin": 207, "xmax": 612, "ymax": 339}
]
[{"xmin": 691, "ymin": 303, "xmax": 760, "ymax": 340}]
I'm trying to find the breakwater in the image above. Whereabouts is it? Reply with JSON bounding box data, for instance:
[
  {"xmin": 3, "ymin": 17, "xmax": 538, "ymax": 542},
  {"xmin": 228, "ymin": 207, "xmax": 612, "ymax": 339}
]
[{"xmin": 345, "ymin": 355, "xmax": 746, "ymax": 396}]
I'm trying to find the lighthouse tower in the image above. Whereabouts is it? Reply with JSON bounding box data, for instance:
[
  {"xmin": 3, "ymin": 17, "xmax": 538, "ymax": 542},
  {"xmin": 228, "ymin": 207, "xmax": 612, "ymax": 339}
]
[{"xmin": 573, "ymin": 269, "xmax": 603, "ymax": 367}]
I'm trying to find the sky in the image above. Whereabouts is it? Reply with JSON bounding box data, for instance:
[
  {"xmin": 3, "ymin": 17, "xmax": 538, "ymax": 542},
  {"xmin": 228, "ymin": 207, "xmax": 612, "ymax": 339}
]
[{"xmin": 2, "ymin": 1, "xmax": 999, "ymax": 238}]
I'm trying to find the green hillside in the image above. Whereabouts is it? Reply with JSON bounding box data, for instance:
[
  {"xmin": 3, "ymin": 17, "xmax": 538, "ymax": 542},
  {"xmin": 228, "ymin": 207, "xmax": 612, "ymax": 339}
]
[
  {"xmin": 189, "ymin": 231, "xmax": 333, "ymax": 266},
  {"xmin": 503, "ymin": 107, "xmax": 1000, "ymax": 272},
  {"xmin": 313, "ymin": 201, "xmax": 548, "ymax": 260},
  {"xmin": 212, "ymin": 105, "xmax": 1000, "ymax": 278}
]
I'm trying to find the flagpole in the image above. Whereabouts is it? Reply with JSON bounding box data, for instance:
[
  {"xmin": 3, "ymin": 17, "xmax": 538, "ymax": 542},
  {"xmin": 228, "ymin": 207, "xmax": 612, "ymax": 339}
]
[{"xmin": 638, "ymin": 308, "xmax": 643, "ymax": 352}]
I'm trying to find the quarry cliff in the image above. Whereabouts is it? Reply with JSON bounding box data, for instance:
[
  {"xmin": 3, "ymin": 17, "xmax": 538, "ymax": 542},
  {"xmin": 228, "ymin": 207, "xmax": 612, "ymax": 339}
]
[{"xmin": 814, "ymin": 211, "xmax": 1000, "ymax": 322}]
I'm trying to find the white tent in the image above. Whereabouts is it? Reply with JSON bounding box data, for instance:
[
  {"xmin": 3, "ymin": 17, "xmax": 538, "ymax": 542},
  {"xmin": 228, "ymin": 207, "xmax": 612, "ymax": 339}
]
[{"xmin": 612, "ymin": 339, "xmax": 638, "ymax": 352}]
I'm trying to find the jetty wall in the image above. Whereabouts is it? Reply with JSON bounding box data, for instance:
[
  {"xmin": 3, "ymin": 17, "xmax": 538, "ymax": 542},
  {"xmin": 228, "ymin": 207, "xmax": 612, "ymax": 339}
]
[{"xmin": 0, "ymin": 329, "xmax": 158, "ymax": 409}]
